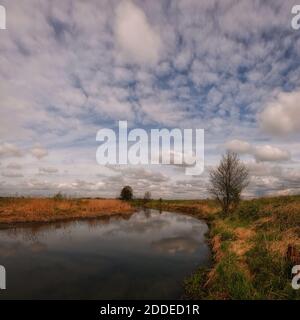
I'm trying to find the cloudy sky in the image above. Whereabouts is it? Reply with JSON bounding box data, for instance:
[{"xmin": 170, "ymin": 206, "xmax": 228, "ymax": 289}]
[{"xmin": 0, "ymin": 0, "xmax": 300, "ymax": 199}]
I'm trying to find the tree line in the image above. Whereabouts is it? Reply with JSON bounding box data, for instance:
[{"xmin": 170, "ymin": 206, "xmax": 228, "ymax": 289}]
[{"xmin": 119, "ymin": 151, "xmax": 249, "ymax": 215}]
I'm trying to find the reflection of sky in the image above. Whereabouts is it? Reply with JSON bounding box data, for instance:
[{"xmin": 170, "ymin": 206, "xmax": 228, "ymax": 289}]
[
  {"xmin": 0, "ymin": 210, "xmax": 208, "ymax": 253},
  {"xmin": 0, "ymin": 241, "xmax": 47, "ymax": 257},
  {"xmin": 151, "ymin": 236, "xmax": 200, "ymax": 254},
  {"xmin": 0, "ymin": 209, "xmax": 210, "ymax": 299}
]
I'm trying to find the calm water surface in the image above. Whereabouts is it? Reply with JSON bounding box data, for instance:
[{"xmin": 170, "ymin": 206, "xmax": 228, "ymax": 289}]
[{"xmin": 0, "ymin": 209, "xmax": 210, "ymax": 299}]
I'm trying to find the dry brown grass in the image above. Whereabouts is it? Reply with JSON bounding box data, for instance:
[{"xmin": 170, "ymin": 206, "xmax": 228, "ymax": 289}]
[
  {"xmin": 0, "ymin": 198, "xmax": 134, "ymax": 226},
  {"xmin": 268, "ymin": 229, "xmax": 300, "ymax": 256},
  {"xmin": 142, "ymin": 199, "xmax": 219, "ymax": 220},
  {"xmin": 230, "ymin": 227, "xmax": 255, "ymax": 257},
  {"xmin": 166, "ymin": 195, "xmax": 300, "ymax": 299},
  {"xmin": 211, "ymin": 235, "xmax": 223, "ymax": 262}
]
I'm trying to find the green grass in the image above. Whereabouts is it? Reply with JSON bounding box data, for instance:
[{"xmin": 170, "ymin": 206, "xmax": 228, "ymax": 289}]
[
  {"xmin": 136, "ymin": 195, "xmax": 300, "ymax": 300},
  {"xmin": 245, "ymin": 242, "xmax": 296, "ymax": 299},
  {"xmin": 213, "ymin": 253, "xmax": 254, "ymax": 300},
  {"xmin": 210, "ymin": 223, "xmax": 237, "ymax": 241}
]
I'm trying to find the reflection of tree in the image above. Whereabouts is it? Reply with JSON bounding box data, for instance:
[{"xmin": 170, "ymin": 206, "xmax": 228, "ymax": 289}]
[
  {"xmin": 0, "ymin": 240, "xmax": 47, "ymax": 257},
  {"xmin": 143, "ymin": 208, "xmax": 151, "ymax": 218}
]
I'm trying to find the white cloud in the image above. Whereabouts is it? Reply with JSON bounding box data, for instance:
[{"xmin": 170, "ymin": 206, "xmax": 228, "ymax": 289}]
[
  {"xmin": 225, "ymin": 139, "xmax": 252, "ymax": 154},
  {"xmin": 245, "ymin": 161, "xmax": 300, "ymax": 197},
  {"xmin": 253, "ymin": 145, "xmax": 291, "ymax": 162},
  {"xmin": 39, "ymin": 167, "xmax": 58, "ymax": 174},
  {"xmin": 31, "ymin": 147, "xmax": 48, "ymax": 159},
  {"xmin": 0, "ymin": 143, "xmax": 22, "ymax": 158},
  {"xmin": 173, "ymin": 49, "xmax": 192, "ymax": 71},
  {"xmin": 0, "ymin": 0, "xmax": 299, "ymax": 198},
  {"xmin": 260, "ymin": 91, "xmax": 300, "ymax": 135},
  {"xmin": 225, "ymin": 139, "xmax": 291, "ymax": 162},
  {"xmin": 114, "ymin": 0, "xmax": 162, "ymax": 65},
  {"xmin": 246, "ymin": 161, "xmax": 282, "ymax": 177},
  {"xmin": 7, "ymin": 163, "xmax": 22, "ymax": 170},
  {"xmin": 2, "ymin": 172, "xmax": 23, "ymax": 178}
]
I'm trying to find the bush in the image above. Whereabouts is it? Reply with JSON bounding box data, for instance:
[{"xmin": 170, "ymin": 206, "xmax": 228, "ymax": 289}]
[
  {"xmin": 53, "ymin": 192, "xmax": 64, "ymax": 200},
  {"xmin": 120, "ymin": 186, "xmax": 133, "ymax": 201}
]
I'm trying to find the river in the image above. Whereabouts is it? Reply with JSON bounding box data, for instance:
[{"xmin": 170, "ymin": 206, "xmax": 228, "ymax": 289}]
[{"xmin": 0, "ymin": 209, "xmax": 210, "ymax": 299}]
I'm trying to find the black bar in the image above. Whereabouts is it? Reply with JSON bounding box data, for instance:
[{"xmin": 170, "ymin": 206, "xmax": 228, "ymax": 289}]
[{"xmin": 0, "ymin": 300, "xmax": 299, "ymax": 319}]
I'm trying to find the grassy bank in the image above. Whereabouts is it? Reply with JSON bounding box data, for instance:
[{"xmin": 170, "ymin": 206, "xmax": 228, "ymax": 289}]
[
  {"xmin": 0, "ymin": 198, "xmax": 134, "ymax": 227},
  {"xmin": 137, "ymin": 196, "xmax": 300, "ymax": 300},
  {"xmin": 1, "ymin": 195, "xmax": 299, "ymax": 299}
]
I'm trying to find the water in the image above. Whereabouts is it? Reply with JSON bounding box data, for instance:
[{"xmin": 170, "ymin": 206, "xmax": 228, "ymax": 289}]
[{"xmin": 0, "ymin": 209, "xmax": 210, "ymax": 299}]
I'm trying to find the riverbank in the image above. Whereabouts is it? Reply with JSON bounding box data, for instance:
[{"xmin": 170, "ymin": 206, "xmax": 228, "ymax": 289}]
[
  {"xmin": 1, "ymin": 195, "xmax": 299, "ymax": 299},
  {"xmin": 135, "ymin": 196, "xmax": 300, "ymax": 300},
  {"xmin": 0, "ymin": 198, "xmax": 134, "ymax": 227}
]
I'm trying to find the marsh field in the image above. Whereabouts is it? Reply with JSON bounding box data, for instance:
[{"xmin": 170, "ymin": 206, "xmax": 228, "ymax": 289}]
[
  {"xmin": 0, "ymin": 198, "xmax": 133, "ymax": 226},
  {"xmin": 0, "ymin": 195, "xmax": 300, "ymax": 299}
]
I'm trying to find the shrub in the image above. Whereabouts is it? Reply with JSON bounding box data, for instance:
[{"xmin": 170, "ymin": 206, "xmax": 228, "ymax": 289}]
[
  {"xmin": 53, "ymin": 192, "xmax": 64, "ymax": 200},
  {"xmin": 120, "ymin": 186, "xmax": 133, "ymax": 201}
]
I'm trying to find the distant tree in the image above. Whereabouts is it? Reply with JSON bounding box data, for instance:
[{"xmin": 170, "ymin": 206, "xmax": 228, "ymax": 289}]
[
  {"xmin": 159, "ymin": 197, "xmax": 163, "ymax": 206},
  {"xmin": 53, "ymin": 191, "xmax": 64, "ymax": 200},
  {"xmin": 143, "ymin": 191, "xmax": 151, "ymax": 202},
  {"xmin": 209, "ymin": 151, "xmax": 249, "ymax": 214},
  {"xmin": 120, "ymin": 186, "xmax": 133, "ymax": 200}
]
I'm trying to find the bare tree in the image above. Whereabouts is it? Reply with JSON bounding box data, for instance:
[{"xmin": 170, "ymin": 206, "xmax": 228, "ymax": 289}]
[
  {"xmin": 143, "ymin": 191, "xmax": 151, "ymax": 202},
  {"xmin": 209, "ymin": 151, "xmax": 249, "ymax": 214}
]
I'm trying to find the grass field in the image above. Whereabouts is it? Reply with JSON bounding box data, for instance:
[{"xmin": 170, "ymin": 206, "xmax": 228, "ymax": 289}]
[
  {"xmin": 136, "ymin": 195, "xmax": 300, "ymax": 300},
  {"xmin": 0, "ymin": 197, "xmax": 134, "ymax": 226},
  {"xmin": 1, "ymin": 195, "xmax": 299, "ymax": 299}
]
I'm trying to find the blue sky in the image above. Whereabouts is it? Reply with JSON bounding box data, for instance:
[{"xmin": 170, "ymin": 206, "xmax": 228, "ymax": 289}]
[{"xmin": 0, "ymin": 0, "xmax": 300, "ymax": 198}]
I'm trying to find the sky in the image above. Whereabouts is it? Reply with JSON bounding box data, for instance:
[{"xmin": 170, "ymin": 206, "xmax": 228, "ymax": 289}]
[{"xmin": 0, "ymin": 0, "xmax": 300, "ymax": 199}]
